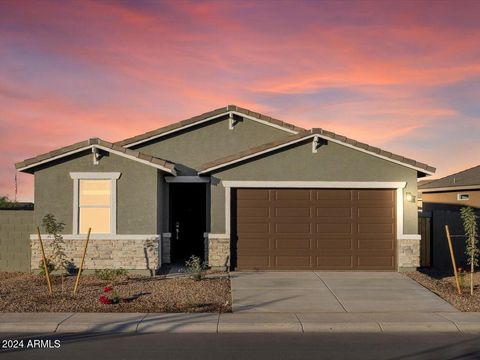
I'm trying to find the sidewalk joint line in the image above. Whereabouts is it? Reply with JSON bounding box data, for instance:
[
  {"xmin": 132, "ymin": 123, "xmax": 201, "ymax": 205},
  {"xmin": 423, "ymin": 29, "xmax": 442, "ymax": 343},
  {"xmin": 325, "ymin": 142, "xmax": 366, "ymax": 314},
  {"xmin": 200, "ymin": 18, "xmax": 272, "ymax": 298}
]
[
  {"xmin": 436, "ymin": 312, "xmax": 463, "ymax": 334},
  {"xmin": 294, "ymin": 313, "xmax": 304, "ymax": 333},
  {"xmin": 377, "ymin": 321, "xmax": 384, "ymax": 333},
  {"xmin": 136, "ymin": 313, "xmax": 149, "ymax": 333},
  {"xmin": 313, "ymin": 272, "xmax": 348, "ymax": 313},
  {"xmin": 216, "ymin": 312, "xmax": 221, "ymax": 333},
  {"xmin": 54, "ymin": 313, "xmax": 76, "ymax": 333}
]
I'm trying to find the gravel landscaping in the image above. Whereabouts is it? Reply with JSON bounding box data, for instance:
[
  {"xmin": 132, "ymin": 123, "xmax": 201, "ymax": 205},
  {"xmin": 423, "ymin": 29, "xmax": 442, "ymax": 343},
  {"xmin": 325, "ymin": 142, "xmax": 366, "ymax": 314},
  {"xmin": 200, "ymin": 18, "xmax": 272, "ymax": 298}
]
[
  {"xmin": 0, "ymin": 272, "xmax": 231, "ymax": 313},
  {"xmin": 407, "ymin": 269, "xmax": 480, "ymax": 312}
]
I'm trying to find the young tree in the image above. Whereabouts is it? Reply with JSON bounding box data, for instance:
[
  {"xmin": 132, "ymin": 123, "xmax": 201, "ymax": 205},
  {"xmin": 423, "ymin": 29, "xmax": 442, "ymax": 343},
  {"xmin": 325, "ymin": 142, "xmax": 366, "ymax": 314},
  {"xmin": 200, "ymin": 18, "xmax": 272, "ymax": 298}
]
[{"xmin": 460, "ymin": 206, "xmax": 479, "ymax": 295}]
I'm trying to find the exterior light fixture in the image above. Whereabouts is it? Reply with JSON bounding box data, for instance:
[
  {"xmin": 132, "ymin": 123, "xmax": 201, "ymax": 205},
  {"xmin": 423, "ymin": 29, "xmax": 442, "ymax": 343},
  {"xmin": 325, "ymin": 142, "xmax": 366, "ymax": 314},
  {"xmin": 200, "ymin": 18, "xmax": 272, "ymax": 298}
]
[{"xmin": 406, "ymin": 192, "xmax": 416, "ymax": 203}]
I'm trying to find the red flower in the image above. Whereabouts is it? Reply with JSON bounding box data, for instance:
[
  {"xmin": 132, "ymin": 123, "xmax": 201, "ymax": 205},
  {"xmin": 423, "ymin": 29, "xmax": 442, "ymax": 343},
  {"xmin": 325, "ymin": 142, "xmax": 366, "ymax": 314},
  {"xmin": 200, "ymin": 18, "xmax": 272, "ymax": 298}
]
[
  {"xmin": 104, "ymin": 286, "xmax": 113, "ymax": 293},
  {"xmin": 99, "ymin": 295, "xmax": 112, "ymax": 305}
]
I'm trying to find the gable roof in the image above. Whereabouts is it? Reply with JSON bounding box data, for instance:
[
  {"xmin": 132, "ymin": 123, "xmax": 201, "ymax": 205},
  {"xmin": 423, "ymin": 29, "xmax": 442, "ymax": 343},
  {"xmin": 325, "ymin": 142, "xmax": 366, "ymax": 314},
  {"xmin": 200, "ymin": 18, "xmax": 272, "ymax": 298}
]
[
  {"xmin": 116, "ymin": 104, "xmax": 305, "ymax": 147},
  {"xmin": 15, "ymin": 138, "xmax": 176, "ymax": 174},
  {"xmin": 419, "ymin": 165, "xmax": 480, "ymax": 191},
  {"xmin": 198, "ymin": 128, "xmax": 436, "ymax": 175}
]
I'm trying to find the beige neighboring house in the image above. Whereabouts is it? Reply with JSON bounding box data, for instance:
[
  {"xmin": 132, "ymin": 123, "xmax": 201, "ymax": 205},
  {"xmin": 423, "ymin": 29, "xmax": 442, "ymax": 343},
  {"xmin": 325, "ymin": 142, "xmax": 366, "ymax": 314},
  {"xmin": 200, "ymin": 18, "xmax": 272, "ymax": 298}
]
[{"xmin": 418, "ymin": 165, "xmax": 480, "ymax": 211}]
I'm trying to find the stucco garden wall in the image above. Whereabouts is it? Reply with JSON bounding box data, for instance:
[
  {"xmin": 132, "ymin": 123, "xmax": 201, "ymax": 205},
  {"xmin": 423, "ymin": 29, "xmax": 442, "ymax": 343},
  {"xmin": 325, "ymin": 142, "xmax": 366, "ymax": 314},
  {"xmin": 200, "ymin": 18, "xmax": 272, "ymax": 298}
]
[{"xmin": 0, "ymin": 209, "xmax": 33, "ymax": 272}]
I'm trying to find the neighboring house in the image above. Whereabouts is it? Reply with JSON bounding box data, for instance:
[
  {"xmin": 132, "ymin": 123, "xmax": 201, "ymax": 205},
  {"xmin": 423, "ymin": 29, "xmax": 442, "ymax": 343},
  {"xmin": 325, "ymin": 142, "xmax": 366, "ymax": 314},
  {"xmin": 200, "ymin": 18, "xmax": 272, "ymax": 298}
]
[
  {"xmin": 15, "ymin": 105, "xmax": 435, "ymax": 273},
  {"xmin": 419, "ymin": 165, "xmax": 480, "ymax": 212}
]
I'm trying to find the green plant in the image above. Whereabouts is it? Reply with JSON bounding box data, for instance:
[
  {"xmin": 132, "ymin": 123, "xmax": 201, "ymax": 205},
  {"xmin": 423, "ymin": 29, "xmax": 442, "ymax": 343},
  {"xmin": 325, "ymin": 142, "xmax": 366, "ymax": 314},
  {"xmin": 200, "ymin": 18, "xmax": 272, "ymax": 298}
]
[
  {"xmin": 185, "ymin": 255, "xmax": 205, "ymax": 281},
  {"xmin": 38, "ymin": 256, "xmax": 56, "ymax": 276},
  {"xmin": 94, "ymin": 269, "xmax": 128, "ymax": 281},
  {"xmin": 0, "ymin": 195, "xmax": 16, "ymax": 209},
  {"xmin": 42, "ymin": 214, "xmax": 69, "ymax": 271},
  {"xmin": 460, "ymin": 206, "xmax": 479, "ymax": 295}
]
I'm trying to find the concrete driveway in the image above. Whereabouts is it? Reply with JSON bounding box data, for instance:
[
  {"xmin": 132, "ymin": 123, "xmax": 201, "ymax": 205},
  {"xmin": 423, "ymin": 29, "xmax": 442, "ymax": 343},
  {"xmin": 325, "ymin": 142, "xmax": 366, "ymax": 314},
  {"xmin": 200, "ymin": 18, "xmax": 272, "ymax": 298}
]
[{"xmin": 231, "ymin": 272, "xmax": 458, "ymax": 313}]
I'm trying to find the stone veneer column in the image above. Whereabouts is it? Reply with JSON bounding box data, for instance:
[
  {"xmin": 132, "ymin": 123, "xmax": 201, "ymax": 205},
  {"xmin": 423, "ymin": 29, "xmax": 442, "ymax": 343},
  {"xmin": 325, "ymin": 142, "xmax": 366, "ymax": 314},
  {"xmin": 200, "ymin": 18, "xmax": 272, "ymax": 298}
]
[
  {"xmin": 397, "ymin": 237, "xmax": 420, "ymax": 271},
  {"xmin": 207, "ymin": 236, "xmax": 230, "ymax": 269}
]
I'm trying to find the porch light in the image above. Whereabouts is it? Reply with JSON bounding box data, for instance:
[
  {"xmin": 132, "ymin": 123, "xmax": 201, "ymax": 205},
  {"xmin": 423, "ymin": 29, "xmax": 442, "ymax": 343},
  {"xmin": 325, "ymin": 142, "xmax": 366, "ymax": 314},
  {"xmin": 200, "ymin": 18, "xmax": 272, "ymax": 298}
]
[{"xmin": 406, "ymin": 192, "xmax": 416, "ymax": 203}]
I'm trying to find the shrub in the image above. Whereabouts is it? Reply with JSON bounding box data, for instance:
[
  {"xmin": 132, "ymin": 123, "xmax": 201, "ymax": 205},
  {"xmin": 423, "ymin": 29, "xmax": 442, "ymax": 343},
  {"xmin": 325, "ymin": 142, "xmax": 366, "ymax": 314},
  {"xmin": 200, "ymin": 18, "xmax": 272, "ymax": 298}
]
[
  {"xmin": 94, "ymin": 269, "xmax": 128, "ymax": 281},
  {"xmin": 38, "ymin": 257, "xmax": 56, "ymax": 276},
  {"xmin": 185, "ymin": 255, "xmax": 205, "ymax": 281}
]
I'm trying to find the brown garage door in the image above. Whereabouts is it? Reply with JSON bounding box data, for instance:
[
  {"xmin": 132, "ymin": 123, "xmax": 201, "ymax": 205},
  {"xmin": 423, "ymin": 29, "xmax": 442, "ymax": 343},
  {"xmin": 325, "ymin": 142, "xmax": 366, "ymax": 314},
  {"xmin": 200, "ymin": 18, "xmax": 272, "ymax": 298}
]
[{"xmin": 234, "ymin": 188, "xmax": 396, "ymax": 270}]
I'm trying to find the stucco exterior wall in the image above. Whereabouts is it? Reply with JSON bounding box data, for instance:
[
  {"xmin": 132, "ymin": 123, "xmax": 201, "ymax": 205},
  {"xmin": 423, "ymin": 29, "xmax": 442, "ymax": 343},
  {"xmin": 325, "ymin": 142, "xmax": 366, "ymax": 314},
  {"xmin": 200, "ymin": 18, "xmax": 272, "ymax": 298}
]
[
  {"xmin": 133, "ymin": 115, "xmax": 291, "ymax": 173},
  {"xmin": 209, "ymin": 139, "xmax": 419, "ymax": 235},
  {"xmin": 33, "ymin": 151, "xmax": 161, "ymax": 235},
  {"xmin": 422, "ymin": 190, "xmax": 480, "ymax": 210}
]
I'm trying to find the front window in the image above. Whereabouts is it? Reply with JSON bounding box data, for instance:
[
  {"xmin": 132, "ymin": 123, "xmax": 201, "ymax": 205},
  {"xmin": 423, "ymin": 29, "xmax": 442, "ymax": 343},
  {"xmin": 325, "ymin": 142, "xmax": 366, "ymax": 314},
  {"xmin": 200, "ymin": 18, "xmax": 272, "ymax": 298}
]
[
  {"xmin": 70, "ymin": 172, "xmax": 120, "ymax": 235},
  {"xmin": 79, "ymin": 180, "xmax": 111, "ymax": 234}
]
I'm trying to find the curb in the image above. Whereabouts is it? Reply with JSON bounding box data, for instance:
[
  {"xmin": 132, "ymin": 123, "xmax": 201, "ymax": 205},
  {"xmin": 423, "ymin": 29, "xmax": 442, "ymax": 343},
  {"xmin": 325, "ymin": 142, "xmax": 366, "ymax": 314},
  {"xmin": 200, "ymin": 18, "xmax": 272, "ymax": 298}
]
[{"xmin": 1, "ymin": 312, "xmax": 480, "ymax": 334}]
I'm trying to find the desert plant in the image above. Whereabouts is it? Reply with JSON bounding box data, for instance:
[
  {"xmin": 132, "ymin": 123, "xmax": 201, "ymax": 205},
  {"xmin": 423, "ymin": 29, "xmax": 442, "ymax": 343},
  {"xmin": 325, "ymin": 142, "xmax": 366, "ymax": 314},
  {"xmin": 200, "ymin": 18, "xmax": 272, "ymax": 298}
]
[
  {"xmin": 99, "ymin": 286, "xmax": 120, "ymax": 305},
  {"xmin": 42, "ymin": 214, "xmax": 69, "ymax": 271},
  {"xmin": 38, "ymin": 256, "xmax": 56, "ymax": 276},
  {"xmin": 185, "ymin": 255, "xmax": 205, "ymax": 281},
  {"xmin": 94, "ymin": 269, "xmax": 128, "ymax": 282},
  {"xmin": 460, "ymin": 206, "xmax": 479, "ymax": 295}
]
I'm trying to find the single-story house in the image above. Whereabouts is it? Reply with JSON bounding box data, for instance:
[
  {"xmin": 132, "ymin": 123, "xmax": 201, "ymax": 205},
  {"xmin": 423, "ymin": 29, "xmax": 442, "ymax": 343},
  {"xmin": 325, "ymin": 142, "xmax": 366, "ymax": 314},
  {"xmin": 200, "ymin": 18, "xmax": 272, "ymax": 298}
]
[
  {"xmin": 419, "ymin": 165, "xmax": 480, "ymax": 212},
  {"xmin": 16, "ymin": 105, "xmax": 435, "ymax": 273}
]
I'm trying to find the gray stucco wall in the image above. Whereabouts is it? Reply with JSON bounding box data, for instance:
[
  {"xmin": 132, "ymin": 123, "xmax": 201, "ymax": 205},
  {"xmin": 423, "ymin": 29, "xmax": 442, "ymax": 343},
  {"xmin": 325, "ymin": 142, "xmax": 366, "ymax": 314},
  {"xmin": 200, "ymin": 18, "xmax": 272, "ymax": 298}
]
[
  {"xmin": 0, "ymin": 210, "xmax": 33, "ymax": 272},
  {"xmin": 133, "ymin": 115, "xmax": 291, "ymax": 173},
  {"xmin": 34, "ymin": 151, "xmax": 161, "ymax": 235},
  {"xmin": 209, "ymin": 139, "xmax": 419, "ymax": 234}
]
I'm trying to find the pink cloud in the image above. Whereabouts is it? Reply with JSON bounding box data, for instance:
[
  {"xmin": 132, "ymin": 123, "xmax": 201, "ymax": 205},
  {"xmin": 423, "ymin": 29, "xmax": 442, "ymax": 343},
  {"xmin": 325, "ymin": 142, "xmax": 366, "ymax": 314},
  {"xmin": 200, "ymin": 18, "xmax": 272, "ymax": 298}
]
[{"xmin": 1, "ymin": 0, "xmax": 479, "ymax": 201}]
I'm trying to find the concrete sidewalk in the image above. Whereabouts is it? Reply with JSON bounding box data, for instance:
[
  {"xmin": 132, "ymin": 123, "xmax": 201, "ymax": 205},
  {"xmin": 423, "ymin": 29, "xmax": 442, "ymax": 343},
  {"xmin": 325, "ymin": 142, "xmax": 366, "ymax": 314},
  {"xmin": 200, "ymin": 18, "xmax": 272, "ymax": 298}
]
[{"xmin": 1, "ymin": 312, "xmax": 480, "ymax": 334}]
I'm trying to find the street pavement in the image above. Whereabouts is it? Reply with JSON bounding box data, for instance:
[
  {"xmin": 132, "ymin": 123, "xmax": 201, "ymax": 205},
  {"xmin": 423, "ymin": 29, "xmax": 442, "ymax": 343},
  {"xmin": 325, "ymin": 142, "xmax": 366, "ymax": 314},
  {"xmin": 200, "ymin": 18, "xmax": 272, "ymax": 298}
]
[{"xmin": 1, "ymin": 332, "xmax": 480, "ymax": 360}]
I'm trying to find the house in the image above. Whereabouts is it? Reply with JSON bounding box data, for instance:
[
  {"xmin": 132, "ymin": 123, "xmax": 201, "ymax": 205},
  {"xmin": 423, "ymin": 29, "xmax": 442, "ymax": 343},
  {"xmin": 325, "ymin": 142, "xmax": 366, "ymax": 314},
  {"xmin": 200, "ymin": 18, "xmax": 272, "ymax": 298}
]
[
  {"xmin": 15, "ymin": 105, "xmax": 435, "ymax": 273},
  {"xmin": 417, "ymin": 166, "xmax": 480, "ymax": 269},
  {"xmin": 419, "ymin": 165, "xmax": 480, "ymax": 212}
]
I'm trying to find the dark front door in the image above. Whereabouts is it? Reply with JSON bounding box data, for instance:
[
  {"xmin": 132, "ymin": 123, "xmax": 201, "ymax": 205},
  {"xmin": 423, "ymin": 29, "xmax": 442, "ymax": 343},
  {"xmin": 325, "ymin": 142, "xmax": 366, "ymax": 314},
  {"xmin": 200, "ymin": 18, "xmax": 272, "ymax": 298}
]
[{"xmin": 170, "ymin": 183, "xmax": 207, "ymax": 262}]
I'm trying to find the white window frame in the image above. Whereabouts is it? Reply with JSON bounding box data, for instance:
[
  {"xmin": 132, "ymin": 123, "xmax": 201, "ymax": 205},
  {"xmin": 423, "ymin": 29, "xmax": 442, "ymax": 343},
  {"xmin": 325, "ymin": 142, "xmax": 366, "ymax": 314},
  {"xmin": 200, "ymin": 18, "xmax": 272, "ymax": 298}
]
[
  {"xmin": 457, "ymin": 193, "xmax": 470, "ymax": 201},
  {"xmin": 70, "ymin": 172, "xmax": 121, "ymax": 235}
]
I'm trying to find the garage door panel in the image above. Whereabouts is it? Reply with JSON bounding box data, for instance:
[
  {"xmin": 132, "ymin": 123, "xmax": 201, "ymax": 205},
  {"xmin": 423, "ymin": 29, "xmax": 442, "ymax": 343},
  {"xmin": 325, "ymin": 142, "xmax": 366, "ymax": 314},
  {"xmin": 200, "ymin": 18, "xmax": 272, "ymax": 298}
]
[
  {"xmin": 357, "ymin": 256, "xmax": 394, "ymax": 267},
  {"xmin": 275, "ymin": 256, "xmax": 311, "ymax": 267},
  {"xmin": 275, "ymin": 223, "xmax": 311, "ymax": 234},
  {"xmin": 275, "ymin": 238, "xmax": 312, "ymax": 249},
  {"xmin": 358, "ymin": 223, "xmax": 394, "ymax": 234},
  {"xmin": 358, "ymin": 207, "xmax": 394, "ymax": 218},
  {"xmin": 317, "ymin": 256, "xmax": 353, "ymax": 267},
  {"xmin": 316, "ymin": 223, "xmax": 352, "ymax": 234},
  {"xmin": 316, "ymin": 190, "xmax": 352, "ymax": 200},
  {"xmin": 274, "ymin": 189, "xmax": 311, "ymax": 200},
  {"xmin": 238, "ymin": 189, "xmax": 270, "ymax": 200},
  {"xmin": 275, "ymin": 207, "xmax": 311, "ymax": 217},
  {"xmin": 235, "ymin": 188, "xmax": 396, "ymax": 271},
  {"xmin": 316, "ymin": 207, "xmax": 352, "ymax": 217},
  {"xmin": 237, "ymin": 207, "xmax": 269, "ymax": 217},
  {"xmin": 237, "ymin": 238, "xmax": 270, "ymax": 249},
  {"xmin": 357, "ymin": 190, "xmax": 394, "ymax": 201},
  {"xmin": 358, "ymin": 239, "xmax": 394, "ymax": 250},
  {"xmin": 237, "ymin": 223, "xmax": 269, "ymax": 233},
  {"xmin": 238, "ymin": 256, "xmax": 270, "ymax": 268},
  {"xmin": 317, "ymin": 238, "xmax": 353, "ymax": 250}
]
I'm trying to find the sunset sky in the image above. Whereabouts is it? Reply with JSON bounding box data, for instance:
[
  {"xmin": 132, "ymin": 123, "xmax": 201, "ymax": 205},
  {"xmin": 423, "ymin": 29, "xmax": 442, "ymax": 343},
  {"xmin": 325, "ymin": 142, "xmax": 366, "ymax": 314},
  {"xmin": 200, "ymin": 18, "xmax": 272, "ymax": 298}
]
[{"xmin": 1, "ymin": 0, "xmax": 479, "ymax": 201}]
